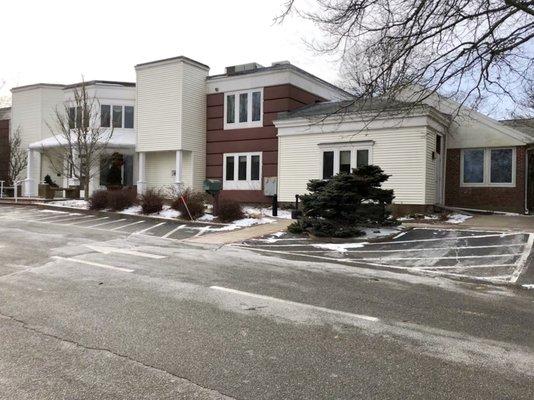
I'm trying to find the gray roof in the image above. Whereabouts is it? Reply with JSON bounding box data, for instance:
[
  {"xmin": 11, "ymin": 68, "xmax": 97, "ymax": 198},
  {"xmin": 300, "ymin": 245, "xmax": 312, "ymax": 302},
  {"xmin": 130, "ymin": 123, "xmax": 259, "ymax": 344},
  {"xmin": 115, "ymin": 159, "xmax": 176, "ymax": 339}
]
[
  {"xmin": 277, "ymin": 98, "xmax": 429, "ymax": 120},
  {"xmin": 501, "ymin": 118, "xmax": 534, "ymax": 138},
  {"xmin": 135, "ymin": 55, "xmax": 210, "ymax": 70},
  {"xmin": 63, "ymin": 80, "xmax": 135, "ymax": 89}
]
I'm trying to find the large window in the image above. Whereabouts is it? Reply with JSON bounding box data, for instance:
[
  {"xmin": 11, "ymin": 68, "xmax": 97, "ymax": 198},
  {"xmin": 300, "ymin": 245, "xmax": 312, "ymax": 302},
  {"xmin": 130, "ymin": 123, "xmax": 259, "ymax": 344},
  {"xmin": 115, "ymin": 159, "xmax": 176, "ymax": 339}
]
[
  {"xmin": 223, "ymin": 152, "xmax": 262, "ymax": 190},
  {"xmin": 224, "ymin": 88, "xmax": 263, "ymax": 129},
  {"xmin": 461, "ymin": 148, "xmax": 515, "ymax": 186},
  {"xmin": 100, "ymin": 104, "xmax": 134, "ymax": 129},
  {"xmin": 321, "ymin": 146, "xmax": 372, "ymax": 179}
]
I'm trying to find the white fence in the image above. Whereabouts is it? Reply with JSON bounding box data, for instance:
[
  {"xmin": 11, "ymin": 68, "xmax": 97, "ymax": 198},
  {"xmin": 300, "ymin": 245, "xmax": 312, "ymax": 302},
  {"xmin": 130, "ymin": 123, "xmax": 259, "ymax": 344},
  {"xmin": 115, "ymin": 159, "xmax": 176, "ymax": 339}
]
[{"xmin": 0, "ymin": 181, "xmax": 22, "ymax": 202}]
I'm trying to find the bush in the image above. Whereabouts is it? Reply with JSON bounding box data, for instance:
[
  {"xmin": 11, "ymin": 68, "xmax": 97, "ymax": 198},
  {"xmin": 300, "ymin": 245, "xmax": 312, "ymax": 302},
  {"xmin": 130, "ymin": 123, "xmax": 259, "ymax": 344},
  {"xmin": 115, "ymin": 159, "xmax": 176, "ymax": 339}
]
[
  {"xmin": 140, "ymin": 189, "xmax": 164, "ymax": 214},
  {"xmin": 292, "ymin": 165, "xmax": 395, "ymax": 238},
  {"xmin": 107, "ymin": 188, "xmax": 137, "ymax": 211},
  {"xmin": 171, "ymin": 189, "xmax": 207, "ymax": 220},
  {"xmin": 89, "ymin": 190, "xmax": 109, "ymax": 210},
  {"xmin": 217, "ymin": 199, "xmax": 244, "ymax": 222}
]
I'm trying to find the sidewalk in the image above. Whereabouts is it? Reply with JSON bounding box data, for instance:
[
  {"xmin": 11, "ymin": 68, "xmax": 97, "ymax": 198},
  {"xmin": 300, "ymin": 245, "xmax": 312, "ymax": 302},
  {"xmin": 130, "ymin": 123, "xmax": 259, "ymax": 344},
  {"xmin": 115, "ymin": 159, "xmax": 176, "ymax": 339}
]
[
  {"xmin": 186, "ymin": 218, "xmax": 292, "ymax": 245},
  {"xmin": 404, "ymin": 214, "xmax": 534, "ymax": 233}
]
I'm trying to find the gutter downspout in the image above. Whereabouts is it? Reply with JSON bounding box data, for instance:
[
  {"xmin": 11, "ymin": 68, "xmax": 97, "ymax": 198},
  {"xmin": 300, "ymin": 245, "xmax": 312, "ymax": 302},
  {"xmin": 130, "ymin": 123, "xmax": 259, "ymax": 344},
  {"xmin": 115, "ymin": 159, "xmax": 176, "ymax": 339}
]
[{"xmin": 526, "ymin": 145, "xmax": 533, "ymax": 215}]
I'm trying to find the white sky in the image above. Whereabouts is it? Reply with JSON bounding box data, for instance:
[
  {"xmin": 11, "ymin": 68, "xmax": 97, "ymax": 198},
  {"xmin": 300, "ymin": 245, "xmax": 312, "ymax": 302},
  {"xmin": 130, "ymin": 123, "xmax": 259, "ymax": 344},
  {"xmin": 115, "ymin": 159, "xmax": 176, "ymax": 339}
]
[{"xmin": 0, "ymin": 0, "xmax": 339, "ymax": 101}]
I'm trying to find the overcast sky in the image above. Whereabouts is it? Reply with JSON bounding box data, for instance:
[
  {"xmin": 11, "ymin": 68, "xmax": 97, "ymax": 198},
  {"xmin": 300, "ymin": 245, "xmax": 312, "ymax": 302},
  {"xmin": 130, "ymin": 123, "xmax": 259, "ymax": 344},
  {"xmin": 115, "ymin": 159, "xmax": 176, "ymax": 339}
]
[{"xmin": 1, "ymin": 0, "xmax": 338, "ymax": 101}]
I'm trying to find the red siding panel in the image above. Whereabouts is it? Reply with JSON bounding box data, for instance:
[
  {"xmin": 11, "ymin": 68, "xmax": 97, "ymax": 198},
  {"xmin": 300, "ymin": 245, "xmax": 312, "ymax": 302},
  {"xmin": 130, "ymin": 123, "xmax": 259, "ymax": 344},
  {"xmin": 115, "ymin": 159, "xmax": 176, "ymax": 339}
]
[{"xmin": 0, "ymin": 119, "xmax": 9, "ymax": 183}]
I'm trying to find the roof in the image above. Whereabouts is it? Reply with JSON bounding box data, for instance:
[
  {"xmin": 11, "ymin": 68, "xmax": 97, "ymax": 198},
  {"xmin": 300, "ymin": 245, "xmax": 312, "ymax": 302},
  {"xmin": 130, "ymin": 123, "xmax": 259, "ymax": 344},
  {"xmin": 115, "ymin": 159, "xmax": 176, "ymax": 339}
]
[
  {"xmin": 28, "ymin": 129, "xmax": 136, "ymax": 150},
  {"xmin": 135, "ymin": 55, "xmax": 210, "ymax": 70},
  {"xmin": 207, "ymin": 62, "xmax": 353, "ymax": 98},
  {"xmin": 11, "ymin": 83, "xmax": 66, "ymax": 92},
  {"xmin": 277, "ymin": 98, "xmax": 434, "ymax": 120},
  {"xmin": 500, "ymin": 118, "xmax": 534, "ymax": 139},
  {"xmin": 63, "ymin": 80, "xmax": 135, "ymax": 89}
]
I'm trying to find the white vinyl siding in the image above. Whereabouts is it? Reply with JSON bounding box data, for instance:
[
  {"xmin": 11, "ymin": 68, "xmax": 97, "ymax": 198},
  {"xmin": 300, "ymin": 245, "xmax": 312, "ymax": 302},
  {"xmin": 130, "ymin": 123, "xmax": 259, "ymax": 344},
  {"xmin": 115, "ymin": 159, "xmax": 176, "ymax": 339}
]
[
  {"xmin": 278, "ymin": 128, "xmax": 430, "ymax": 204},
  {"xmin": 424, "ymin": 131, "xmax": 437, "ymax": 204}
]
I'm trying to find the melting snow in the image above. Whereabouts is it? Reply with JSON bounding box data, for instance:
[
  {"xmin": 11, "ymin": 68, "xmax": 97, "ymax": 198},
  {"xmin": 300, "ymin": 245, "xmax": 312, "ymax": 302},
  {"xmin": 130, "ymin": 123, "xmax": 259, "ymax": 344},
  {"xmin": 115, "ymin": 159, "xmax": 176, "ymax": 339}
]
[
  {"xmin": 446, "ymin": 213, "xmax": 473, "ymax": 224},
  {"xmin": 312, "ymin": 242, "xmax": 368, "ymax": 253},
  {"xmin": 46, "ymin": 200, "xmax": 89, "ymax": 209}
]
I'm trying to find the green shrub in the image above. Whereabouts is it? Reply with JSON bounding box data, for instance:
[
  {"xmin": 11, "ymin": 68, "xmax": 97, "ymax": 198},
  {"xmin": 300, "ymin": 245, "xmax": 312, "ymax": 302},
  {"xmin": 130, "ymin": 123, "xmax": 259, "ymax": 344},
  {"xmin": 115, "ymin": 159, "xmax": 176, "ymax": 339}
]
[
  {"xmin": 89, "ymin": 190, "xmax": 108, "ymax": 210},
  {"xmin": 171, "ymin": 189, "xmax": 206, "ymax": 220},
  {"xmin": 107, "ymin": 188, "xmax": 137, "ymax": 211},
  {"xmin": 140, "ymin": 189, "xmax": 164, "ymax": 214},
  {"xmin": 217, "ymin": 199, "xmax": 244, "ymax": 222},
  {"xmin": 293, "ymin": 165, "xmax": 395, "ymax": 237}
]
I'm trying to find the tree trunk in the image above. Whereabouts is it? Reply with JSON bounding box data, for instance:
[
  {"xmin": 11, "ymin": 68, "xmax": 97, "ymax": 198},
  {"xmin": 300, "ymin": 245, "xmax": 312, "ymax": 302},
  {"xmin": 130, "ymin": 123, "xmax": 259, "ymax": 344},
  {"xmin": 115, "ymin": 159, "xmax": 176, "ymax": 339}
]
[{"xmin": 84, "ymin": 177, "xmax": 90, "ymax": 201}]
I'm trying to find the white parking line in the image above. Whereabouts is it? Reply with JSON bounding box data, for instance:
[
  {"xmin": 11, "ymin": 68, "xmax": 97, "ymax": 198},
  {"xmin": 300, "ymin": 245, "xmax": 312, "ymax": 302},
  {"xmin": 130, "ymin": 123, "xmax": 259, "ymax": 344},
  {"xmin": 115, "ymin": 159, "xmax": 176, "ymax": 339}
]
[
  {"xmin": 51, "ymin": 256, "xmax": 134, "ymax": 272},
  {"xmin": 45, "ymin": 215, "xmax": 95, "ymax": 224},
  {"xmin": 510, "ymin": 234, "xmax": 534, "ymax": 283},
  {"xmin": 133, "ymin": 222, "xmax": 166, "ymax": 235},
  {"xmin": 162, "ymin": 224, "xmax": 186, "ymax": 238},
  {"xmin": 110, "ymin": 220, "xmax": 145, "ymax": 231},
  {"xmin": 417, "ymin": 264, "xmax": 517, "ymax": 270},
  {"xmin": 65, "ymin": 216, "xmax": 109, "ymax": 226},
  {"xmin": 87, "ymin": 218, "xmax": 127, "ymax": 228},
  {"xmin": 210, "ymin": 286, "xmax": 379, "ymax": 322},
  {"xmin": 360, "ymin": 253, "xmax": 523, "ymax": 261},
  {"xmin": 31, "ymin": 213, "xmax": 76, "ymax": 221},
  {"xmin": 194, "ymin": 226, "xmax": 211, "ymax": 237}
]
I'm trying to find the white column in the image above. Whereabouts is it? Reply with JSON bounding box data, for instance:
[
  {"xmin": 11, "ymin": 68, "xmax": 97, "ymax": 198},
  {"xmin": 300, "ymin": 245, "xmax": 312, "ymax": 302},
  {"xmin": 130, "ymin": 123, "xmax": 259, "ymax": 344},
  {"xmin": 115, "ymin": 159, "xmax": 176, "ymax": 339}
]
[
  {"xmin": 23, "ymin": 149, "xmax": 35, "ymax": 197},
  {"xmin": 175, "ymin": 150, "xmax": 183, "ymax": 191},
  {"xmin": 137, "ymin": 152, "xmax": 147, "ymax": 195}
]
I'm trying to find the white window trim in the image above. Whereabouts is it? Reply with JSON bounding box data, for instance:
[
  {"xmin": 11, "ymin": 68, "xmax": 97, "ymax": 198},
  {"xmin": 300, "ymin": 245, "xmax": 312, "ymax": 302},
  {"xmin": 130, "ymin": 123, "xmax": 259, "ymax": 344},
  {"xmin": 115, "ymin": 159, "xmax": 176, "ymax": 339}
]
[
  {"xmin": 99, "ymin": 104, "xmax": 135, "ymax": 129},
  {"xmin": 319, "ymin": 144, "xmax": 374, "ymax": 178},
  {"xmin": 223, "ymin": 152, "xmax": 262, "ymax": 190},
  {"xmin": 223, "ymin": 88, "xmax": 263, "ymax": 130},
  {"xmin": 460, "ymin": 147, "xmax": 516, "ymax": 188}
]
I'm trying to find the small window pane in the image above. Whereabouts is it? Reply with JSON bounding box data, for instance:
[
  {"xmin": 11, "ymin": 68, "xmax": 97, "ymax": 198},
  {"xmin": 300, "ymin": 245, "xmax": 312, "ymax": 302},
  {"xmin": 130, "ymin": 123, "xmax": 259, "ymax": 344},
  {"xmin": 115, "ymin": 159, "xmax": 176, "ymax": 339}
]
[
  {"xmin": 323, "ymin": 151, "xmax": 334, "ymax": 179},
  {"xmin": 436, "ymin": 135, "xmax": 442, "ymax": 154},
  {"xmin": 339, "ymin": 151, "xmax": 351, "ymax": 174},
  {"xmin": 226, "ymin": 95, "xmax": 235, "ymax": 124},
  {"xmin": 357, "ymin": 149, "xmax": 369, "ymax": 168},
  {"xmin": 252, "ymin": 92, "xmax": 261, "ymax": 122},
  {"xmin": 238, "ymin": 155, "xmax": 247, "ymax": 180},
  {"xmin": 463, "ymin": 149, "xmax": 484, "ymax": 183},
  {"xmin": 239, "ymin": 93, "xmax": 248, "ymax": 123},
  {"xmin": 490, "ymin": 149, "xmax": 513, "ymax": 183},
  {"xmin": 101, "ymin": 105, "xmax": 111, "ymax": 128},
  {"xmin": 251, "ymin": 155, "xmax": 260, "ymax": 180},
  {"xmin": 76, "ymin": 106, "xmax": 82, "ymax": 129},
  {"xmin": 225, "ymin": 156, "xmax": 234, "ymax": 181},
  {"xmin": 124, "ymin": 106, "xmax": 134, "ymax": 129},
  {"xmin": 68, "ymin": 107, "xmax": 76, "ymax": 129},
  {"xmin": 113, "ymin": 106, "xmax": 122, "ymax": 128}
]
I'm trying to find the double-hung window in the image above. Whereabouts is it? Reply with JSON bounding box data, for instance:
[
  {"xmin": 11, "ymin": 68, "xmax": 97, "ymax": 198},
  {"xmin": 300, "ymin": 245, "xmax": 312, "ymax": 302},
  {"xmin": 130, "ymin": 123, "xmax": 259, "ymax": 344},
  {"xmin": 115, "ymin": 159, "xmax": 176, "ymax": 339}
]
[
  {"xmin": 224, "ymin": 88, "xmax": 263, "ymax": 129},
  {"xmin": 461, "ymin": 148, "xmax": 515, "ymax": 187},
  {"xmin": 321, "ymin": 143, "xmax": 373, "ymax": 179},
  {"xmin": 223, "ymin": 152, "xmax": 262, "ymax": 190}
]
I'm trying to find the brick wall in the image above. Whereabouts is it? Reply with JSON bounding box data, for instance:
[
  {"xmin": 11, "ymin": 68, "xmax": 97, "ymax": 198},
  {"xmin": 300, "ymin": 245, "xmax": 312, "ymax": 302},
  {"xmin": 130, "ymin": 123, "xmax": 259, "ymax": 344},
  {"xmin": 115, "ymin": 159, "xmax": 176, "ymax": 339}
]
[
  {"xmin": 445, "ymin": 147, "xmax": 526, "ymax": 213},
  {"xmin": 0, "ymin": 119, "xmax": 9, "ymax": 183}
]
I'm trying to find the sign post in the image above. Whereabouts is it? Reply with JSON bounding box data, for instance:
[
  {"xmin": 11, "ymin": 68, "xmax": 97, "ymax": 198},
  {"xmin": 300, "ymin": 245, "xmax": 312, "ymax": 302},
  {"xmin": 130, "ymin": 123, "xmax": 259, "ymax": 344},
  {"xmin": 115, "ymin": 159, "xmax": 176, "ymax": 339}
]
[{"xmin": 264, "ymin": 177, "xmax": 278, "ymax": 217}]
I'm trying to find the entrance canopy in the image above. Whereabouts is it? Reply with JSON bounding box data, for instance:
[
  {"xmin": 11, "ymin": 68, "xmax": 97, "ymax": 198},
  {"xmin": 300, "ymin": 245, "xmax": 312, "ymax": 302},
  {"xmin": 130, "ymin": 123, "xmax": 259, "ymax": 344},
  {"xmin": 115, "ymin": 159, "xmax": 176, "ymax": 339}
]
[{"xmin": 28, "ymin": 129, "xmax": 136, "ymax": 151}]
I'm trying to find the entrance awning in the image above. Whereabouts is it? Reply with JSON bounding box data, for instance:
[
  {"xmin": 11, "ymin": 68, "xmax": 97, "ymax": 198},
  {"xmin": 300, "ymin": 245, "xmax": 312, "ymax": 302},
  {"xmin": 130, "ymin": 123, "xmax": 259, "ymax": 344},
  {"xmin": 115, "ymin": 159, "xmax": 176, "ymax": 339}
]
[{"xmin": 28, "ymin": 129, "xmax": 136, "ymax": 151}]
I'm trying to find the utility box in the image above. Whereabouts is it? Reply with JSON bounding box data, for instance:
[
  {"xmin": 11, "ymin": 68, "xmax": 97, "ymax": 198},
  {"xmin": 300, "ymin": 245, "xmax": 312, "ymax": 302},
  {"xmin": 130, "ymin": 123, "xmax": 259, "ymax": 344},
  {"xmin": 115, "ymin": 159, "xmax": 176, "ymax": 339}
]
[
  {"xmin": 264, "ymin": 177, "xmax": 277, "ymax": 196},
  {"xmin": 203, "ymin": 179, "xmax": 222, "ymax": 195}
]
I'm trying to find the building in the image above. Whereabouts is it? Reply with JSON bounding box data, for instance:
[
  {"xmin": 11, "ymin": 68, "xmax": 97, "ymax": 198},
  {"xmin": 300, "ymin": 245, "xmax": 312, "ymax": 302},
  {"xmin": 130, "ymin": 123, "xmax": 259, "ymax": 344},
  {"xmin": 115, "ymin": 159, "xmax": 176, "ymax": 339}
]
[
  {"xmin": 4, "ymin": 55, "xmax": 534, "ymax": 214},
  {"xmin": 0, "ymin": 107, "xmax": 10, "ymax": 185}
]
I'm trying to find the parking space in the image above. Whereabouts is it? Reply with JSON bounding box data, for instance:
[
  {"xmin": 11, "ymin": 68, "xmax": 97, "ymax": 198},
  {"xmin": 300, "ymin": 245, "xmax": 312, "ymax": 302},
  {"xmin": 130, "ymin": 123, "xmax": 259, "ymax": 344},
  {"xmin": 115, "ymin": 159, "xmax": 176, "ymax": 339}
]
[
  {"xmin": 238, "ymin": 228, "xmax": 534, "ymax": 284},
  {"xmin": 0, "ymin": 205, "xmax": 214, "ymax": 241}
]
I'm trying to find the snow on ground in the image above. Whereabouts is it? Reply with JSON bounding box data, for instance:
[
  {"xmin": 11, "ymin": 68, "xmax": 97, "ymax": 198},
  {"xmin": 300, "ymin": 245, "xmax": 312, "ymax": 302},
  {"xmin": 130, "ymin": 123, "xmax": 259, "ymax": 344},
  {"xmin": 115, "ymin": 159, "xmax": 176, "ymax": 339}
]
[
  {"xmin": 446, "ymin": 213, "xmax": 473, "ymax": 224},
  {"xmin": 361, "ymin": 227, "xmax": 402, "ymax": 238},
  {"xmin": 207, "ymin": 217, "xmax": 276, "ymax": 232},
  {"xmin": 243, "ymin": 206, "xmax": 292, "ymax": 219},
  {"xmin": 198, "ymin": 214, "xmax": 216, "ymax": 222},
  {"xmin": 120, "ymin": 205, "xmax": 181, "ymax": 219},
  {"xmin": 45, "ymin": 200, "xmax": 89, "ymax": 209},
  {"xmin": 120, "ymin": 205, "xmax": 143, "ymax": 215}
]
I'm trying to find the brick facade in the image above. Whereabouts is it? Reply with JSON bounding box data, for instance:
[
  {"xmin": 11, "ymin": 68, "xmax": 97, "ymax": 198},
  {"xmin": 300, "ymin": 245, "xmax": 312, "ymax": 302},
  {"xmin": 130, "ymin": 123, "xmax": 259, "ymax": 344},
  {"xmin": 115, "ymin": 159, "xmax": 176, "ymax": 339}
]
[
  {"xmin": 445, "ymin": 147, "xmax": 527, "ymax": 213},
  {"xmin": 0, "ymin": 119, "xmax": 9, "ymax": 183},
  {"xmin": 206, "ymin": 84, "xmax": 323, "ymax": 203}
]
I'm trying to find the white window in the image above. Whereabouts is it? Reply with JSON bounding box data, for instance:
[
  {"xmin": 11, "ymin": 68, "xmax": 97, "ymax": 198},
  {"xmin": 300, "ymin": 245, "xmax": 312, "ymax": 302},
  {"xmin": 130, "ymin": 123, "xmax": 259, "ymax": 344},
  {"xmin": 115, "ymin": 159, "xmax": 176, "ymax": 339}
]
[
  {"xmin": 461, "ymin": 148, "xmax": 516, "ymax": 187},
  {"xmin": 100, "ymin": 105, "xmax": 134, "ymax": 129},
  {"xmin": 224, "ymin": 88, "xmax": 263, "ymax": 129},
  {"xmin": 223, "ymin": 152, "xmax": 262, "ymax": 190},
  {"xmin": 320, "ymin": 144, "xmax": 373, "ymax": 179}
]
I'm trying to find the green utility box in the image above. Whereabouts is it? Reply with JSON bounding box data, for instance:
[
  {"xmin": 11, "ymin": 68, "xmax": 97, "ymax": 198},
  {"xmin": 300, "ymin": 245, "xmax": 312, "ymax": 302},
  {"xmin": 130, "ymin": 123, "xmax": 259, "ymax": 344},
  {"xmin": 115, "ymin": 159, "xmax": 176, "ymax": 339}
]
[{"xmin": 203, "ymin": 179, "xmax": 222, "ymax": 195}]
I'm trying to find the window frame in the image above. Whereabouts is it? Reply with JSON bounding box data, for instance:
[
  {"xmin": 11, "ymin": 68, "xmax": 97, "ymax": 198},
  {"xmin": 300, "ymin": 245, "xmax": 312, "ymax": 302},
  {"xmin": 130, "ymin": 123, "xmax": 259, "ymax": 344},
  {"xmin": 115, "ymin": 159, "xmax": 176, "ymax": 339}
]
[
  {"xmin": 222, "ymin": 152, "xmax": 262, "ymax": 190},
  {"xmin": 460, "ymin": 147, "xmax": 516, "ymax": 187},
  {"xmin": 319, "ymin": 143, "xmax": 374, "ymax": 179},
  {"xmin": 223, "ymin": 88, "xmax": 263, "ymax": 130}
]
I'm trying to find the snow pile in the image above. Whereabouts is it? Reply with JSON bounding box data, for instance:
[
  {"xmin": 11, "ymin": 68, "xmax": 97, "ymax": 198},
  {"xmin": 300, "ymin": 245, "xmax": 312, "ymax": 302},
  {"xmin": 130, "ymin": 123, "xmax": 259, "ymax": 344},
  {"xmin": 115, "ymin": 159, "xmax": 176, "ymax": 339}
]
[
  {"xmin": 120, "ymin": 205, "xmax": 181, "ymax": 220},
  {"xmin": 120, "ymin": 205, "xmax": 142, "ymax": 215},
  {"xmin": 243, "ymin": 206, "xmax": 293, "ymax": 219},
  {"xmin": 312, "ymin": 242, "xmax": 368, "ymax": 253},
  {"xmin": 46, "ymin": 200, "xmax": 89, "ymax": 209},
  {"xmin": 197, "ymin": 213, "xmax": 216, "ymax": 222},
  {"xmin": 446, "ymin": 213, "xmax": 473, "ymax": 224},
  {"xmin": 208, "ymin": 217, "xmax": 276, "ymax": 232}
]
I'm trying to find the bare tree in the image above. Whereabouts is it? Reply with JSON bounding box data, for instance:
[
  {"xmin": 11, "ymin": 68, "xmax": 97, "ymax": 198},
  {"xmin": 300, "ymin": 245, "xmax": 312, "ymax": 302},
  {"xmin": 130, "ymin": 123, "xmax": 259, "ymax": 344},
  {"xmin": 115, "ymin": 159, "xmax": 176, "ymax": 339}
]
[
  {"xmin": 0, "ymin": 79, "xmax": 11, "ymax": 108},
  {"xmin": 279, "ymin": 0, "xmax": 534, "ymax": 111},
  {"xmin": 8, "ymin": 126, "xmax": 27, "ymax": 186},
  {"xmin": 44, "ymin": 79, "xmax": 113, "ymax": 200}
]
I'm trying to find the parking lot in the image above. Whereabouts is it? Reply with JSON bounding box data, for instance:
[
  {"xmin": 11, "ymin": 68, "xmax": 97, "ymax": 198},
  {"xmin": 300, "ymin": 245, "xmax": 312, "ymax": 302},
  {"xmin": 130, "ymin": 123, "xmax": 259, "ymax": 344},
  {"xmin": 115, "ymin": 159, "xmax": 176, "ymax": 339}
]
[
  {"xmin": 0, "ymin": 205, "xmax": 216, "ymax": 241},
  {"xmin": 238, "ymin": 228, "xmax": 534, "ymax": 284}
]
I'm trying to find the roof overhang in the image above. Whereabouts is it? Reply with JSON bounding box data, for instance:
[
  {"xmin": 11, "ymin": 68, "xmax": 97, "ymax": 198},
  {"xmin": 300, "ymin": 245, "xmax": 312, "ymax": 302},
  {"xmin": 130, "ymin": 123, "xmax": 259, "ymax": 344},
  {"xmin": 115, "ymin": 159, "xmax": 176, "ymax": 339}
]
[{"xmin": 28, "ymin": 129, "xmax": 136, "ymax": 151}]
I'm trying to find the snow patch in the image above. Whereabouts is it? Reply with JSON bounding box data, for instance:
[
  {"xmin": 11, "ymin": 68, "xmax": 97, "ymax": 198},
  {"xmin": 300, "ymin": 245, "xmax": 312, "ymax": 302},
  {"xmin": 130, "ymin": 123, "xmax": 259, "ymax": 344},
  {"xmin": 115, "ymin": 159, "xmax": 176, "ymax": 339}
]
[
  {"xmin": 198, "ymin": 213, "xmax": 216, "ymax": 222},
  {"xmin": 46, "ymin": 200, "xmax": 89, "ymax": 209},
  {"xmin": 243, "ymin": 206, "xmax": 292, "ymax": 220},
  {"xmin": 446, "ymin": 213, "xmax": 473, "ymax": 224},
  {"xmin": 208, "ymin": 217, "xmax": 276, "ymax": 232},
  {"xmin": 312, "ymin": 242, "xmax": 368, "ymax": 253}
]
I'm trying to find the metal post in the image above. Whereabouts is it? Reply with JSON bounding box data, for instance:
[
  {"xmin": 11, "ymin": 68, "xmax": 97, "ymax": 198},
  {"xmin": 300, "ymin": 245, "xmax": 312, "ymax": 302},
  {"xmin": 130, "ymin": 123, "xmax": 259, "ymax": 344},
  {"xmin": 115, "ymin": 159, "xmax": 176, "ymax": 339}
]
[
  {"xmin": 272, "ymin": 194, "xmax": 278, "ymax": 217},
  {"xmin": 14, "ymin": 181, "xmax": 18, "ymax": 203},
  {"xmin": 0, "ymin": 180, "xmax": 3, "ymax": 199}
]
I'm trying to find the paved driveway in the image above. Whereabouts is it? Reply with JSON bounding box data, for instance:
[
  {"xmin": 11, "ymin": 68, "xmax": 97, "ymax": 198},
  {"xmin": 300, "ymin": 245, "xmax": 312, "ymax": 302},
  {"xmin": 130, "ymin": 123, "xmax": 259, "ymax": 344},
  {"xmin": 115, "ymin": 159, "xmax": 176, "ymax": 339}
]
[
  {"xmin": 0, "ymin": 205, "xmax": 215, "ymax": 241},
  {"xmin": 238, "ymin": 228, "xmax": 534, "ymax": 285}
]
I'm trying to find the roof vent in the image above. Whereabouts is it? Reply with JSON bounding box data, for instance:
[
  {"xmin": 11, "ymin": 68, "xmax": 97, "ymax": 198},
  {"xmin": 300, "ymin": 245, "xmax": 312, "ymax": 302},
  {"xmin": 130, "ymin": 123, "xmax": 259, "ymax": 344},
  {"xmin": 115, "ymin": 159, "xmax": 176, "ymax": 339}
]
[
  {"xmin": 225, "ymin": 62, "xmax": 263, "ymax": 75},
  {"xmin": 271, "ymin": 60, "xmax": 291, "ymax": 67}
]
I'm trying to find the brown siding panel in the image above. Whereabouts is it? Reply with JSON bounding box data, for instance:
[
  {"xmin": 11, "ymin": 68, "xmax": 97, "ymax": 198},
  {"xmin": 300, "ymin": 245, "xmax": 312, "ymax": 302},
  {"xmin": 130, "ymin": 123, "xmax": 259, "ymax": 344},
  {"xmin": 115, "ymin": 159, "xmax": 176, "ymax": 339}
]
[{"xmin": 445, "ymin": 147, "xmax": 526, "ymax": 213}]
